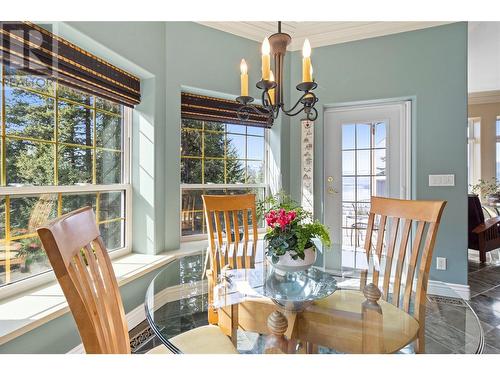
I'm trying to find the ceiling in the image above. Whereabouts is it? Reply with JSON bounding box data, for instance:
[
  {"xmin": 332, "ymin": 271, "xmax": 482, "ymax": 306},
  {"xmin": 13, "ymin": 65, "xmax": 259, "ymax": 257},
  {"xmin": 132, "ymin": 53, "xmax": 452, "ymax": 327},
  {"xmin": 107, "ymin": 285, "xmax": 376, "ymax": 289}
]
[{"xmin": 198, "ymin": 21, "xmax": 451, "ymax": 50}]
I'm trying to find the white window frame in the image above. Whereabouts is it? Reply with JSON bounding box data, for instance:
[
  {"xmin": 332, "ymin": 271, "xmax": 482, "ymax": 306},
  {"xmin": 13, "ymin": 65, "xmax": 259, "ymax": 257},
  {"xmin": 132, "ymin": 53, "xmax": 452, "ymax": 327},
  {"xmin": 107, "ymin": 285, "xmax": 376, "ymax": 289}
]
[
  {"xmin": 180, "ymin": 125, "xmax": 269, "ymax": 242},
  {"xmin": 468, "ymin": 117, "xmax": 481, "ymax": 189},
  {"xmin": 0, "ymin": 107, "xmax": 133, "ymax": 300}
]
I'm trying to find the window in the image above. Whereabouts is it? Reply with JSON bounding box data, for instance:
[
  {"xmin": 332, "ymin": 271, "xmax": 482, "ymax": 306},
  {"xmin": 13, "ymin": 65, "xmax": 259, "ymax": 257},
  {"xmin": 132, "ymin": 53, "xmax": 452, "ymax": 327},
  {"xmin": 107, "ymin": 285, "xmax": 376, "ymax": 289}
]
[
  {"xmin": 180, "ymin": 118, "xmax": 267, "ymax": 237},
  {"xmin": 467, "ymin": 117, "xmax": 481, "ymax": 190},
  {"xmin": 341, "ymin": 122, "xmax": 386, "ymax": 251},
  {"xmin": 0, "ymin": 66, "xmax": 131, "ymax": 288},
  {"xmin": 497, "ymin": 118, "xmax": 500, "ymax": 180}
]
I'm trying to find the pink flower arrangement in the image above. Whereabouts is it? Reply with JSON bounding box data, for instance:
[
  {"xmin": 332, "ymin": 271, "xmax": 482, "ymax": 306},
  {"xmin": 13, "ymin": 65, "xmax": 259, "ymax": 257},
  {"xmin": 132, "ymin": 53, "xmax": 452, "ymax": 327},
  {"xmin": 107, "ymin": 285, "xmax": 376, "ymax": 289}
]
[{"xmin": 265, "ymin": 208, "xmax": 297, "ymax": 230}]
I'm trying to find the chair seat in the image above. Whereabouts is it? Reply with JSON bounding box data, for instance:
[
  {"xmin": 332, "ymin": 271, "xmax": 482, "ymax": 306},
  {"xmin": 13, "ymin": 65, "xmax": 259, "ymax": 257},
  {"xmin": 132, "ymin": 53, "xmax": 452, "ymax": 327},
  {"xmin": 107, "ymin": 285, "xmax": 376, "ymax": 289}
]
[{"xmin": 147, "ymin": 325, "xmax": 238, "ymax": 354}]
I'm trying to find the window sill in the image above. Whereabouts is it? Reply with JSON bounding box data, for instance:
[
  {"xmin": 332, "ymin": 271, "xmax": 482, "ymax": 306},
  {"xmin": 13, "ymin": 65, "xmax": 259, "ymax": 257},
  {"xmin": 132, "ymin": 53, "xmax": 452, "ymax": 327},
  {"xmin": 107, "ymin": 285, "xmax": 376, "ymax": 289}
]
[{"xmin": 0, "ymin": 246, "xmax": 205, "ymax": 346}]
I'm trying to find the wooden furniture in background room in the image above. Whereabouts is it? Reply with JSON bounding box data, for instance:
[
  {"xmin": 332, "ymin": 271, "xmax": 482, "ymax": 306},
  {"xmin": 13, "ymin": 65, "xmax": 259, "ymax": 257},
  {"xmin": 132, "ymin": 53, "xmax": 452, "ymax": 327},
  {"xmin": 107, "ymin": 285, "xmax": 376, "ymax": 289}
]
[
  {"xmin": 202, "ymin": 194, "xmax": 261, "ymax": 327},
  {"xmin": 37, "ymin": 207, "xmax": 237, "ymax": 354},
  {"xmin": 322, "ymin": 196, "xmax": 446, "ymax": 353},
  {"xmin": 1, "ymin": 194, "xmax": 55, "ymax": 283},
  {"xmin": 468, "ymin": 194, "xmax": 500, "ymax": 263}
]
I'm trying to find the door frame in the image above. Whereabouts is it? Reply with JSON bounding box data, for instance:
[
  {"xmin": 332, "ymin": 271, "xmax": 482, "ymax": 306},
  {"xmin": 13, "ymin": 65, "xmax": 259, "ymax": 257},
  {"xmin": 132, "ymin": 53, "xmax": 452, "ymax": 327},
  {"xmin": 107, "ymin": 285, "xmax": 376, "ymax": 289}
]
[{"xmin": 321, "ymin": 98, "xmax": 413, "ymax": 268}]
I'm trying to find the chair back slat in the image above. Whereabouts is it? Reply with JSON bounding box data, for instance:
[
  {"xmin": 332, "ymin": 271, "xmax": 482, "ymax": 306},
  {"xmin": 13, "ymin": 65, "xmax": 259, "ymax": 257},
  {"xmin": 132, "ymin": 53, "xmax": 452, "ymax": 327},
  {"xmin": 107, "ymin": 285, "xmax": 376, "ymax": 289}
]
[
  {"xmin": 382, "ymin": 217, "xmax": 400, "ymax": 301},
  {"xmin": 360, "ymin": 213, "xmax": 375, "ymax": 288},
  {"xmin": 82, "ymin": 244, "xmax": 118, "ymax": 353},
  {"xmin": 402, "ymin": 221, "xmax": 427, "ymax": 311},
  {"xmin": 212, "ymin": 212, "xmax": 223, "ymax": 273},
  {"xmin": 413, "ymin": 222, "xmax": 440, "ymax": 327},
  {"xmin": 251, "ymin": 207, "xmax": 259, "ymax": 246},
  {"xmin": 37, "ymin": 207, "xmax": 130, "ymax": 354},
  {"xmin": 372, "ymin": 215, "xmax": 387, "ymax": 286},
  {"xmin": 94, "ymin": 236, "xmax": 130, "ymax": 353},
  {"xmin": 391, "ymin": 219, "xmax": 412, "ymax": 307}
]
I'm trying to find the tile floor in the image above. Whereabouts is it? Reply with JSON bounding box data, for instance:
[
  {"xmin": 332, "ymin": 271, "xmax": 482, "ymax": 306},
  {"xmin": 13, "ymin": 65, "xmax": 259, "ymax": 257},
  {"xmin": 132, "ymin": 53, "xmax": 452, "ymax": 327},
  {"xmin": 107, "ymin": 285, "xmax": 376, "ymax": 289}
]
[{"xmin": 467, "ymin": 249, "xmax": 500, "ymax": 354}]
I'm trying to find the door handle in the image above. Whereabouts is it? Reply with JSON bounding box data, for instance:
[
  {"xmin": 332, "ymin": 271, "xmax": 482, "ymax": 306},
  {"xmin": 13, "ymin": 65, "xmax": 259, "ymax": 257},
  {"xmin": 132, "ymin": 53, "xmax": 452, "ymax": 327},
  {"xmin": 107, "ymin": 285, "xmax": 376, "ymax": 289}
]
[{"xmin": 326, "ymin": 176, "xmax": 336, "ymax": 195}]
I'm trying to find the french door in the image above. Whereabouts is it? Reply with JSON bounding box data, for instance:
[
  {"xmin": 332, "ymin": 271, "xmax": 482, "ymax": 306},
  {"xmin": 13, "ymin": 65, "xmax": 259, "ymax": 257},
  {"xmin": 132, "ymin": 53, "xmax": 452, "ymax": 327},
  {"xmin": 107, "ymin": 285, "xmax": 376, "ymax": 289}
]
[{"xmin": 323, "ymin": 101, "xmax": 411, "ymax": 270}]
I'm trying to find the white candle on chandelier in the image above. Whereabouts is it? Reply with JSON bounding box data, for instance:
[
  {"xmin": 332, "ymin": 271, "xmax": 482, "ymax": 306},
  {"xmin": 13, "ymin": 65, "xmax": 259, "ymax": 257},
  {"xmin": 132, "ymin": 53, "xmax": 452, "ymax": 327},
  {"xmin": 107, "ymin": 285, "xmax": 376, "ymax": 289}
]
[
  {"xmin": 269, "ymin": 71, "xmax": 276, "ymax": 105},
  {"xmin": 302, "ymin": 38, "xmax": 312, "ymax": 82},
  {"xmin": 240, "ymin": 59, "xmax": 248, "ymax": 96},
  {"xmin": 261, "ymin": 37, "xmax": 271, "ymax": 81}
]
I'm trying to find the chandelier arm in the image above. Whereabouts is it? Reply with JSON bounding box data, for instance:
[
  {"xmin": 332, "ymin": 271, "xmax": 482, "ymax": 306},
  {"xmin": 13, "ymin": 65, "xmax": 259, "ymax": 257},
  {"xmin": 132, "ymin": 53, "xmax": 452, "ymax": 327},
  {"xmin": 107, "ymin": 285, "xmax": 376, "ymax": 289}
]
[
  {"xmin": 261, "ymin": 90, "xmax": 267, "ymax": 107},
  {"xmin": 281, "ymin": 92, "xmax": 313, "ymax": 115},
  {"xmin": 284, "ymin": 105, "xmax": 307, "ymax": 118},
  {"xmin": 306, "ymin": 107, "xmax": 318, "ymax": 121},
  {"xmin": 237, "ymin": 103, "xmax": 272, "ymax": 120},
  {"xmin": 260, "ymin": 89, "xmax": 279, "ymax": 120},
  {"xmin": 236, "ymin": 105, "xmax": 276, "ymax": 123},
  {"xmin": 236, "ymin": 105, "xmax": 252, "ymax": 121}
]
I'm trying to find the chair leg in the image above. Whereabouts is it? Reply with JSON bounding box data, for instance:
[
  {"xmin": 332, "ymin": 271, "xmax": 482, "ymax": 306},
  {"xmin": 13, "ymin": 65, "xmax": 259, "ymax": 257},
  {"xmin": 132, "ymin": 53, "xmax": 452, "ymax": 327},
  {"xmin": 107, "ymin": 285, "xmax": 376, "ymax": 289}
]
[
  {"xmin": 208, "ymin": 307, "xmax": 219, "ymax": 325},
  {"xmin": 415, "ymin": 327, "xmax": 425, "ymax": 354},
  {"xmin": 206, "ymin": 270, "xmax": 218, "ymax": 324},
  {"xmin": 480, "ymin": 250, "xmax": 486, "ymax": 263}
]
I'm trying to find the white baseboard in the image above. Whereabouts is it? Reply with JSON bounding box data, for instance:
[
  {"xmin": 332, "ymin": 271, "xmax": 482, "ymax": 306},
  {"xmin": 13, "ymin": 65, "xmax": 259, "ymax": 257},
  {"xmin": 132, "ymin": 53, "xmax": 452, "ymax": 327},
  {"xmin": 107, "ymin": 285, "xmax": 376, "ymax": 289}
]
[
  {"xmin": 427, "ymin": 280, "xmax": 470, "ymax": 301},
  {"xmin": 67, "ymin": 280, "xmax": 207, "ymax": 354},
  {"xmin": 67, "ymin": 343, "xmax": 84, "ymax": 354}
]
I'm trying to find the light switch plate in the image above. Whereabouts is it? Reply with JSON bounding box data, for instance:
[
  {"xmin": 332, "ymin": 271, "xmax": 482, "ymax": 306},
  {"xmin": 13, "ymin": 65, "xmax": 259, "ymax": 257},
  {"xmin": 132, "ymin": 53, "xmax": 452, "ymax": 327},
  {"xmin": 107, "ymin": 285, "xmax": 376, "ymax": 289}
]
[
  {"xmin": 429, "ymin": 174, "xmax": 455, "ymax": 187},
  {"xmin": 436, "ymin": 257, "xmax": 447, "ymax": 270}
]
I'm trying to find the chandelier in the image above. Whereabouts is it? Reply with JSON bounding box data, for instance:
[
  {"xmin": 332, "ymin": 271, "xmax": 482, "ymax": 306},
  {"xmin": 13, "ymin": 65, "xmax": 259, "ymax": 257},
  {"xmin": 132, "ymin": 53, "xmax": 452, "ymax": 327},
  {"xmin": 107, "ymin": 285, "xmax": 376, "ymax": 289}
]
[{"xmin": 236, "ymin": 21, "xmax": 318, "ymax": 125}]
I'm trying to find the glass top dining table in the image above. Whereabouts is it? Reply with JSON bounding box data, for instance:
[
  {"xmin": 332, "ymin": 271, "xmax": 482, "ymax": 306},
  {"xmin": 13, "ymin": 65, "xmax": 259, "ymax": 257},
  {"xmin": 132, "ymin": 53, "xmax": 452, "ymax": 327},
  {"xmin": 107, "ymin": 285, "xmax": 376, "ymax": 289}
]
[{"xmin": 145, "ymin": 242, "xmax": 484, "ymax": 354}]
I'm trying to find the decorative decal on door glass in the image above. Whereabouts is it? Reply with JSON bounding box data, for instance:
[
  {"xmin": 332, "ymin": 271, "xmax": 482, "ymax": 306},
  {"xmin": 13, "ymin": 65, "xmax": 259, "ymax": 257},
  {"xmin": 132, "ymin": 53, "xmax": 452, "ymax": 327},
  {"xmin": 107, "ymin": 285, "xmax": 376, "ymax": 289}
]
[{"xmin": 301, "ymin": 120, "xmax": 314, "ymax": 214}]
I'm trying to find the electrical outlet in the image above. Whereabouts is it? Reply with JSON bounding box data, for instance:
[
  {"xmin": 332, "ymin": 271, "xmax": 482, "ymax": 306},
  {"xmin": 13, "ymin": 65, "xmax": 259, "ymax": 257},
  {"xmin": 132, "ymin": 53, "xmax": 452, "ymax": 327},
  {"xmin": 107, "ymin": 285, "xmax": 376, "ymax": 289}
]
[{"xmin": 436, "ymin": 257, "xmax": 447, "ymax": 270}]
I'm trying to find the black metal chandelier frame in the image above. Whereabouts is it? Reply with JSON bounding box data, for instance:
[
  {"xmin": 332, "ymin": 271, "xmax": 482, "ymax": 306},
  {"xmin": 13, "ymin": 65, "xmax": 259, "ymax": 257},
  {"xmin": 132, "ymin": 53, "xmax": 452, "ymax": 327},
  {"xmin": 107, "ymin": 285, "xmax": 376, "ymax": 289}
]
[{"xmin": 235, "ymin": 22, "xmax": 319, "ymax": 125}]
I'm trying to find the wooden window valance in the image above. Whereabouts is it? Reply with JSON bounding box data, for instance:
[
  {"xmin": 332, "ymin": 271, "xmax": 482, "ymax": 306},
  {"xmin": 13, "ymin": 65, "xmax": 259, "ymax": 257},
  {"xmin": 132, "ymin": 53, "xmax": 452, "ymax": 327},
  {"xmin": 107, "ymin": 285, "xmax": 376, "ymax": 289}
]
[
  {"xmin": 181, "ymin": 92, "xmax": 273, "ymax": 128},
  {"xmin": 0, "ymin": 21, "xmax": 140, "ymax": 107}
]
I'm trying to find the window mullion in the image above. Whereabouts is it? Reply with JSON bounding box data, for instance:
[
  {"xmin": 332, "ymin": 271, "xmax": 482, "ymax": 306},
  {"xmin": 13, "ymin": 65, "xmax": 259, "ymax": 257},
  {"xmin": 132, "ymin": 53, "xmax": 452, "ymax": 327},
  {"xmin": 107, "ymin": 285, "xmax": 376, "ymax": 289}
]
[
  {"xmin": 5, "ymin": 195, "xmax": 11, "ymax": 283},
  {"xmin": 1, "ymin": 64, "xmax": 6, "ymax": 187},
  {"xmin": 92, "ymin": 96, "xmax": 97, "ymax": 184},
  {"xmin": 224, "ymin": 126, "xmax": 227, "ymax": 184},
  {"xmin": 201, "ymin": 121, "xmax": 205, "ymax": 184},
  {"xmin": 54, "ymin": 81, "xmax": 59, "ymax": 186}
]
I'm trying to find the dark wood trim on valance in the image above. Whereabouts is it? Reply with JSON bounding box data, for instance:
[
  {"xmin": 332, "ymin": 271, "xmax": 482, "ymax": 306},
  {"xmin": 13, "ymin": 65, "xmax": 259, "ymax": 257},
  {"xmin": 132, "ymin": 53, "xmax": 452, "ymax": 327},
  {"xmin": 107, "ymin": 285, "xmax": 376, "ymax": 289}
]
[
  {"xmin": 181, "ymin": 92, "xmax": 273, "ymax": 128},
  {"xmin": 0, "ymin": 21, "xmax": 140, "ymax": 107}
]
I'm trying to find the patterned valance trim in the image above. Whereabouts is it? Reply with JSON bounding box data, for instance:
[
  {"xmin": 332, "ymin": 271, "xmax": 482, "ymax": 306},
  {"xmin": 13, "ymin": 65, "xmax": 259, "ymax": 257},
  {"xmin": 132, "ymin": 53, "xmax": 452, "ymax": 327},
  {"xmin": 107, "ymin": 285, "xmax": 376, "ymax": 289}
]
[
  {"xmin": 0, "ymin": 21, "xmax": 140, "ymax": 107},
  {"xmin": 181, "ymin": 92, "xmax": 273, "ymax": 128}
]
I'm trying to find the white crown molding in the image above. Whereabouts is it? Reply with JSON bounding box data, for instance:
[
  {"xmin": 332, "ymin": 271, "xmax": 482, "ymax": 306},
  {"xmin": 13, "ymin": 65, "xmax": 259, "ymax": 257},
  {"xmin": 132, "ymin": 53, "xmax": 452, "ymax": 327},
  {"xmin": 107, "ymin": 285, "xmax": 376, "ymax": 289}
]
[
  {"xmin": 197, "ymin": 21, "xmax": 452, "ymax": 51},
  {"xmin": 468, "ymin": 90, "xmax": 500, "ymax": 105}
]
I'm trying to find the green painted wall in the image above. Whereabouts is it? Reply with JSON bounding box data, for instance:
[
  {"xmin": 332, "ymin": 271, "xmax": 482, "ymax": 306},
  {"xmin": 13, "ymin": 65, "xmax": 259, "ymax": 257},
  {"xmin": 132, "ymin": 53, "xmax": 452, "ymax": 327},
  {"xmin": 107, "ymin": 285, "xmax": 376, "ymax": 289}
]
[{"xmin": 288, "ymin": 23, "xmax": 468, "ymax": 285}]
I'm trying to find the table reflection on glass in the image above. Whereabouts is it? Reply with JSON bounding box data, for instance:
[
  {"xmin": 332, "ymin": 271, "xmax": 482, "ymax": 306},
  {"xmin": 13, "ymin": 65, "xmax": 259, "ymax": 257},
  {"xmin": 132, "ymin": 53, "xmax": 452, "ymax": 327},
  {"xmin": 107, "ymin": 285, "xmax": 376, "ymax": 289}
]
[{"xmin": 145, "ymin": 249, "xmax": 484, "ymax": 354}]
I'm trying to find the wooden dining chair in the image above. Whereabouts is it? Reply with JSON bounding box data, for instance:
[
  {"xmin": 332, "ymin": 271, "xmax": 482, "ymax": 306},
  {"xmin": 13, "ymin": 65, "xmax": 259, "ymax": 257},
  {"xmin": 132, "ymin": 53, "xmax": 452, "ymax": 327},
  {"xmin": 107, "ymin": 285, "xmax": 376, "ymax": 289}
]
[
  {"xmin": 37, "ymin": 207, "xmax": 237, "ymax": 354},
  {"xmin": 202, "ymin": 194, "xmax": 261, "ymax": 325},
  {"xmin": 355, "ymin": 196, "xmax": 447, "ymax": 353},
  {"xmin": 322, "ymin": 197, "xmax": 446, "ymax": 353}
]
